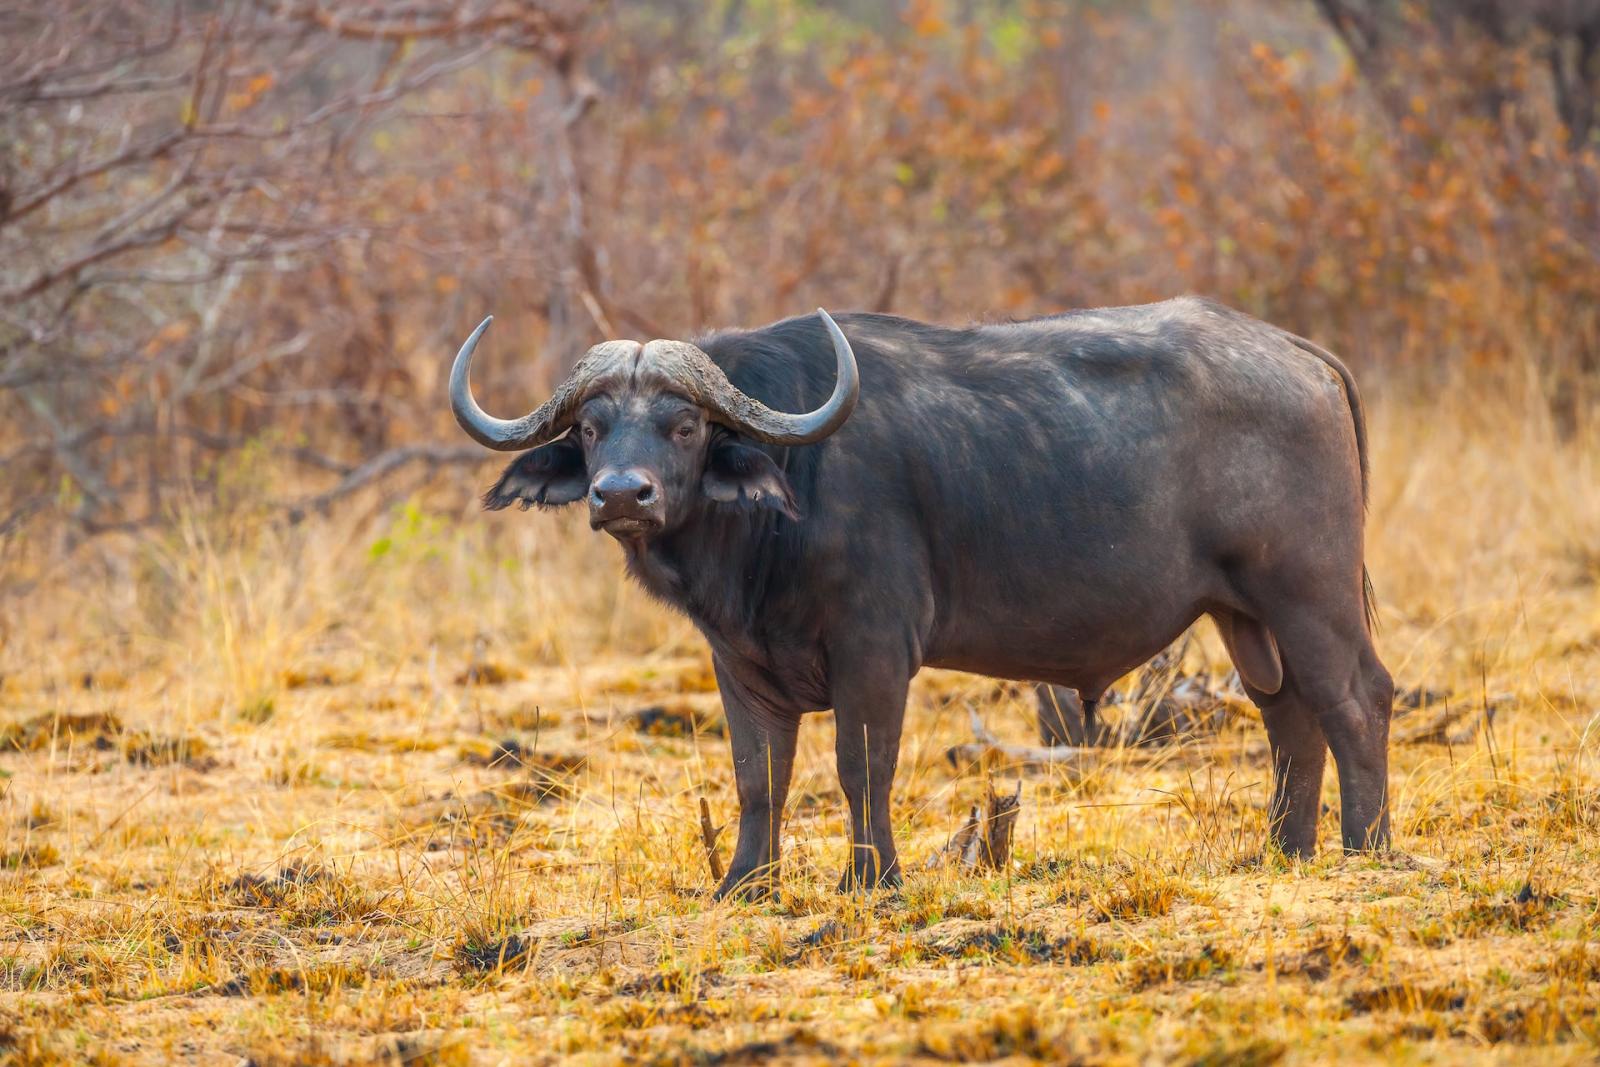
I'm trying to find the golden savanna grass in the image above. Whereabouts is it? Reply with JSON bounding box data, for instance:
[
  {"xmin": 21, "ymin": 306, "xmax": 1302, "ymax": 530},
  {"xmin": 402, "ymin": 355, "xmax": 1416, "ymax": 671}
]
[{"xmin": 0, "ymin": 377, "xmax": 1597, "ymax": 1066}]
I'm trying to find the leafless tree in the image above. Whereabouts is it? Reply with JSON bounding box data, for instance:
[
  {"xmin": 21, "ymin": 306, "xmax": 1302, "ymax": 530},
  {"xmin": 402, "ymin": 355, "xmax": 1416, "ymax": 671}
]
[{"xmin": 0, "ymin": 1, "xmax": 592, "ymax": 536}]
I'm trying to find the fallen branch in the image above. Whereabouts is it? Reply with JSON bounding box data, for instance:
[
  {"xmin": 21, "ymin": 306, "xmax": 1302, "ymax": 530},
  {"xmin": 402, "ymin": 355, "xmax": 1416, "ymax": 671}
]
[
  {"xmin": 698, "ymin": 796, "xmax": 725, "ymax": 884},
  {"xmin": 954, "ymin": 702, "xmax": 1269, "ymax": 771},
  {"xmin": 947, "ymin": 704, "xmax": 1092, "ymax": 774},
  {"xmin": 1033, "ymin": 633, "xmax": 1249, "ymax": 749},
  {"xmin": 285, "ymin": 443, "xmax": 486, "ymax": 522},
  {"xmin": 1397, "ymin": 699, "xmax": 1500, "ymax": 746}
]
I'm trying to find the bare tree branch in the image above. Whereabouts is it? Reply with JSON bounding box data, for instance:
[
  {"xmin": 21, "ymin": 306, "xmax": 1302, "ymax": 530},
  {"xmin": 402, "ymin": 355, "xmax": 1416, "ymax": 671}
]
[
  {"xmin": 0, "ymin": 0, "xmax": 591, "ymax": 534},
  {"xmin": 285, "ymin": 444, "xmax": 486, "ymax": 522}
]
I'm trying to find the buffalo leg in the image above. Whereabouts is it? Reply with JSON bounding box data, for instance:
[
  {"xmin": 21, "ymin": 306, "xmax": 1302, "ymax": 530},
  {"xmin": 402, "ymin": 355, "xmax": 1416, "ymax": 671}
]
[
  {"xmin": 1245, "ymin": 680, "xmax": 1328, "ymax": 858},
  {"xmin": 831, "ymin": 661, "xmax": 910, "ymax": 892},
  {"xmin": 1035, "ymin": 684, "xmax": 1085, "ymax": 746},
  {"xmin": 1253, "ymin": 609, "xmax": 1393, "ymax": 853},
  {"xmin": 713, "ymin": 663, "xmax": 800, "ymax": 901},
  {"xmin": 1324, "ymin": 643, "xmax": 1394, "ymax": 851}
]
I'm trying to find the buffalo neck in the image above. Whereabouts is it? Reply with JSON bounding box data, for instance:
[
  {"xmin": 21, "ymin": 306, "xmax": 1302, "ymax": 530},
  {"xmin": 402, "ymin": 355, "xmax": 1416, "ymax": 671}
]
[{"xmin": 623, "ymin": 504, "xmax": 797, "ymax": 666}]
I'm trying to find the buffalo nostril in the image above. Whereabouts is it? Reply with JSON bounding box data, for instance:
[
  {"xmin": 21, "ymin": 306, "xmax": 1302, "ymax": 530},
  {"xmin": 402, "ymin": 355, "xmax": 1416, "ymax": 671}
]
[{"xmin": 590, "ymin": 470, "xmax": 657, "ymax": 512}]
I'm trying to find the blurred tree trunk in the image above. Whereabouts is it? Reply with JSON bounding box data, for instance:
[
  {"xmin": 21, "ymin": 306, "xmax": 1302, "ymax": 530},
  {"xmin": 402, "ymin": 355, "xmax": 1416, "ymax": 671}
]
[
  {"xmin": 1315, "ymin": 0, "xmax": 1600, "ymax": 148},
  {"xmin": 1313, "ymin": 0, "xmax": 1600, "ymax": 388}
]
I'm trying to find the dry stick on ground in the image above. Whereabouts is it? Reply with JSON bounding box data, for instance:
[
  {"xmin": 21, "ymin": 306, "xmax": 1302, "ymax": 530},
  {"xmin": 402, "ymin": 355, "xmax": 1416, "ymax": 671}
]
[
  {"xmin": 927, "ymin": 806, "xmax": 982, "ymax": 870},
  {"xmin": 927, "ymin": 780, "xmax": 1023, "ymax": 871},
  {"xmin": 698, "ymin": 796, "xmax": 725, "ymax": 885},
  {"xmin": 980, "ymin": 781, "xmax": 1023, "ymax": 869}
]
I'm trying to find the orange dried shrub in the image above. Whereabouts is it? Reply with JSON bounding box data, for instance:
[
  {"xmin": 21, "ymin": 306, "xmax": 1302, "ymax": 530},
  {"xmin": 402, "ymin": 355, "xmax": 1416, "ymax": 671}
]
[{"xmin": 3, "ymin": 1, "xmax": 1595, "ymax": 536}]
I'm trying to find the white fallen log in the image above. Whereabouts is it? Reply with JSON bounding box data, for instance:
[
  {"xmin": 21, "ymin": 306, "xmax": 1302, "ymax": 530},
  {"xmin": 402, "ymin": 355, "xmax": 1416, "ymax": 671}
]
[
  {"xmin": 950, "ymin": 703, "xmax": 1272, "ymax": 770},
  {"xmin": 945, "ymin": 705, "xmax": 1093, "ymax": 773}
]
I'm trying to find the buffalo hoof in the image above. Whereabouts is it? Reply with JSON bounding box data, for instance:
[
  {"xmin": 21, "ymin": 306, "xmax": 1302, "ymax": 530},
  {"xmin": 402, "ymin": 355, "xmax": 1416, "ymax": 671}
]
[
  {"xmin": 1336, "ymin": 849, "xmax": 1430, "ymax": 871},
  {"xmin": 1340, "ymin": 831, "xmax": 1394, "ymax": 854},
  {"xmin": 1256, "ymin": 839, "xmax": 1320, "ymax": 868},
  {"xmin": 713, "ymin": 870, "xmax": 776, "ymax": 903},
  {"xmin": 836, "ymin": 861, "xmax": 902, "ymax": 894},
  {"xmin": 1265, "ymin": 842, "xmax": 1317, "ymax": 865}
]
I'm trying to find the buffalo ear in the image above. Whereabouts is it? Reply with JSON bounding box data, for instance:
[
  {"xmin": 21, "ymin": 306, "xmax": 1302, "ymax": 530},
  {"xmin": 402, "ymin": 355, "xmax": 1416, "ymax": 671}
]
[
  {"xmin": 483, "ymin": 437, "xmax": 588, "ymax": 510},
  {"xmin": 702, "ymin": 440, "xmax": 800, "ymax": 519}
]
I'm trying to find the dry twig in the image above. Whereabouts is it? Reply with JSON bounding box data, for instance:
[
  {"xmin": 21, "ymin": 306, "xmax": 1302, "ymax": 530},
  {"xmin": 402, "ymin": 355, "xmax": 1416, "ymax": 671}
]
[
  {"xmin": 948, "ymin": 704, "xmax": 1092, "ymax": 774},
  {"xmin": 927, "ymin": 781, "xmax": 1023, "ymax": 871},
  {"xmin": 1397, "ymin": 699, "xmax": 1500, "ymax": 746},
  {"xmin": 698, "ymin": 796, "xmax": 724, "ymax": 884}
]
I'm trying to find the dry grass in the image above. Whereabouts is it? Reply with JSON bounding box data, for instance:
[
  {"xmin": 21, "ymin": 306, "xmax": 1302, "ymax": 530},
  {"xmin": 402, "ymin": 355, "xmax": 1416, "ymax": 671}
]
[{"xmin": 0, "ymin": 381, "xmax": 1596, "ymax": 1065}]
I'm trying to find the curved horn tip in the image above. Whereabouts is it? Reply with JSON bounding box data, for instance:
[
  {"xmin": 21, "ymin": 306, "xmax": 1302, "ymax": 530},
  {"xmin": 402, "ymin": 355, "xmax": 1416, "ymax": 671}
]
[
  {"xmin": 454, "ymin": 315, "xmax": 495, "ymax": 364},
  {"xmin": 450, "ymin": 313, "xmax": 529, "ymax": 451},
  {"xmin": 816, "ymin": 307, "xmax": 853, "ymax": 351}
]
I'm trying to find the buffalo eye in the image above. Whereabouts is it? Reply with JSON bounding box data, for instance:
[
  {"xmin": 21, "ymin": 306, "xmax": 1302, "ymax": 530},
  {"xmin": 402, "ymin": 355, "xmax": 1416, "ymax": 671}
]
[
  {"xmin": 673, "ymin": 421, "xmax": 696, "ymax": 441},
  {"xmin": 581, "ymin": 424, "xmax": 598, "ymax": 444}
]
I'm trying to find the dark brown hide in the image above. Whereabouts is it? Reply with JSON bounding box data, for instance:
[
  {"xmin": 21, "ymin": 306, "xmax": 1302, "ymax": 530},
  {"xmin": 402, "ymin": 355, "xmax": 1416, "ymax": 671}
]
[{"xmin": 458, "ymin": 297, "xmax": 1393, "ymax": 897}]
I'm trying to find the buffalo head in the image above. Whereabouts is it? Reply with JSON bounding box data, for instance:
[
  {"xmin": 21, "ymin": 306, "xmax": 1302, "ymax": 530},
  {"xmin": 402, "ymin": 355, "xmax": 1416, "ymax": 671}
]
[{"xmin": 450, "ymin": 310, "xmax": 858, "ymax": 542}]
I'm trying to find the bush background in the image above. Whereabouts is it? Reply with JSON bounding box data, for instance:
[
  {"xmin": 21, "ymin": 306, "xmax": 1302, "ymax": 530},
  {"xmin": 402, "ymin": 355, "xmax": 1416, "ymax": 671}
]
[{"xmin": 3, "ymin": 0, "xmax": 1596, "ymax": 548}]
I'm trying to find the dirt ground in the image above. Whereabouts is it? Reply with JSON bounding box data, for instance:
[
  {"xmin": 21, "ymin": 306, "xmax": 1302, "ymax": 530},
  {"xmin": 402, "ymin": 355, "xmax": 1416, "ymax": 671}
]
[{"xmin": 0, "ymin": 390, "xmax": 1597, "ymax": 1065}]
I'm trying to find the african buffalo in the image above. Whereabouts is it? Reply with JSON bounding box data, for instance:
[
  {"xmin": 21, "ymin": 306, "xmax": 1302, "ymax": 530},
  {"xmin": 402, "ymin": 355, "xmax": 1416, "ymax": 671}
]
[{"xmin": 450, "ymin": 297, "xmax": 1392, "ymax": 897}]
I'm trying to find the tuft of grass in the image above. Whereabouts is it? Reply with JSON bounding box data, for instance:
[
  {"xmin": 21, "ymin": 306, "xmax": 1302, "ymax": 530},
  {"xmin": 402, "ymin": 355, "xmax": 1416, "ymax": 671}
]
[
  {"xmin": 121, "ymin": 729, "xmax": 212, "ymax": 768},
  {"xmin": 1187, "ymin": 1037, "xmax": 1287, "ymax": 1067},
  {"xmin": 240, "ymin": 1034, "xmax": 470, "ymax": 1067},
  {"xmin": 1346, "ymin": 981, "xmax": 1468, "ymax": 1014},
  {"xmin": 235, "ymin": 693, "xmax": 277, "ymax": 724},
  {"xmin": 0, "ymin": 710, "xmax": 123, "ymax": 751},
  {"xmin": 1539, "ymin": 945, "xmax": 1600, "ymax": 983},
  {"xmin": 1091, "ymin": 864, "xmax": 1190, "ymax": 922},
  {"xmin": 0, "ymin": 711, "xmax": 212, "ymax": 770},
  {"xmin": 920, "ymin": 924, "xmax": 1120, "ymax": 966},
  {"xmin": 1124, "ymin": 943, "xmax": 1239, "ymax": 990},
  {"xmin": 915, "ymin": 1005, "xmax": 1103, "ymax": 1063},
  {"xmin": 0, "ymin": 842, "xmax": 60, "ymax": 869},
  {"xmin": 1288, "ymin": 930, "xmax": 1378, "ymax": 981},
  {"xmin": 628, "ymin": 703, "xmax": 726, "ymax": 738},
  {"xmin": 220, "ymin": 861, "xmax": 385, "ymax": 928},
  {"xmin": 451, "ymin": 931, "xmax": 533, "ymax": 975},
  {"xmin": 326, "ymin": 730, "xmax": 444, "ymax": 754},
  {"xmin": 215, "ymin": 961, "xmax": 379, "ymax": 997}
]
